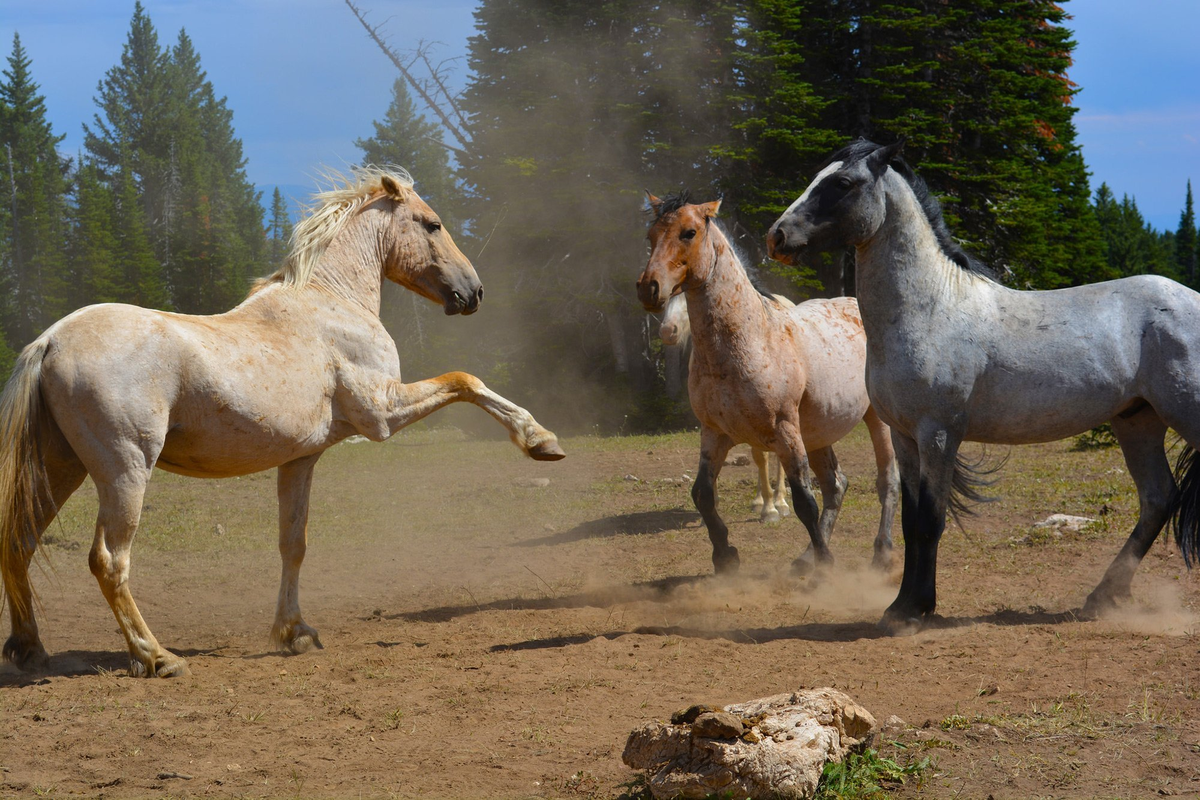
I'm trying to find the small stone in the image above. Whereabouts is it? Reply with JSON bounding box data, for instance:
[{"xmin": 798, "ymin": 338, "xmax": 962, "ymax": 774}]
[
  {"xmin": 743, "ymin": 728, "xmax": 762, "ymax": 744},
  {"xmin": 672, "ymin": 704, "xmax": 723, "ymax": 725},
  {"xmin": 515, "ymin": 477, "xmax": 551, "ymax": 488},
  {"xmin": 624, "ymin": 474, "xmax": 639, "ymax": 482},
  {"xmin": 692, "ymin": 711, "xmax": 744, "ymax": 740},
  {"xmin": 214, "ymin": 524, "xmax": 226, "ymax": 536}
]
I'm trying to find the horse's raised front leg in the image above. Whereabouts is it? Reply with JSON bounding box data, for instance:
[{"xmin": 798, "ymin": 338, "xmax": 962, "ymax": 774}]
[
  {"xmin": 89, "ymin": 471, "xmax": 188, "ymax": 677},
  {"xmin": 271, "ymin": 453, "xmax": 324, "ymax": 653},
  {"xmin": 342, "ymin": 371, "xmax": 564, "ymax": 460},
  {"xmin": 865, "ymin": 406, "xmax": 900, "ymax": 570},
  {"xmin": 2, "ymin": 438, "xmax": 87, "ymax": 671},
  {"xmin": 693, "ymin": 428, "xmax": 737, "ymax": 574},
  {"xmin": 751, "ymin": 448, "xmax": 779, "ymax": 522},
  {"xmin": 1082, "ymin": 407, "xmax": 1173, "ymax": 618},
  {"xmin": 773, "ymin": 422, "xmax": 828, "ymax": 575},
  {"xmin": 879, "ymin": 425, "xmax": 958, "ymax": 635}
]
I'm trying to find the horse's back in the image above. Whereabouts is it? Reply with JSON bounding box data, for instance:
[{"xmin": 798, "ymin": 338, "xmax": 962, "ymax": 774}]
[{"xmin": 37, "ymin": 301, "xmax": 341, "ymax": 478}]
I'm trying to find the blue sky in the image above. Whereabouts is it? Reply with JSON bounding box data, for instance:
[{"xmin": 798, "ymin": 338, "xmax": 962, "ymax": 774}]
[{"xmin": 3, "ymin": 0, "xmax": 1198, "ymax": 231}]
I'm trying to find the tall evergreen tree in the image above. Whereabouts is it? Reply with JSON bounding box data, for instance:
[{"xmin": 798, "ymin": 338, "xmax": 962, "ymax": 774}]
[
  {"xmin": 0, "ymin": 33, "xmax": 70, "ymax": 346},
  {"xmin": 356, "ymin": 79, "xmax": 457, "ymax": 219},
  {"xmin": 63, "ymin": 158, "xmax": 122, "ymax": 311},
  {"xmin": 1176, "ymin": 180, "xmax": 1197, "ymax": 287},
  {"xmin": 266, "ymin": 187, "xmax": 292, "ymax": 267}
]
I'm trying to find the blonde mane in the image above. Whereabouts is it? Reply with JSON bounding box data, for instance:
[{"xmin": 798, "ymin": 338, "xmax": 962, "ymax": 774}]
[{"xmin": 259, "ymin": 165, "xmax": 415, "ymax": 291}]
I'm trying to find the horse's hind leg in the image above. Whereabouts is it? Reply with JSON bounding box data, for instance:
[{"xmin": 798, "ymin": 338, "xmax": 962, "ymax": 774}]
[
  {"xmin": 270, "ymin": 453, "xmax": 323, "ymax": 654},
  {"xmin": 770, "ymin": 452, "xmax": 790, "ymax": 518},
  {"xmin": 1082, "ymin": 408, "xmax": 1173, "ymax": 618},
  {"xmin": 3, "ymin": 428, "xmax": 87, "ymax": 670},
  {"xmin": 751, "ymin": 448, "xmax": 779, "ymax": 522},
  {"xmin": 865, "ymin": 406, "xmax": 900, "ymax": 570},
  {"xmin": 773, "ymin": 421, "xmax": 829, "ymax": 575},
  {"xmin": 89, "ymin": 469, "xmax": 187, "ymax": 677},
  {"xmin": 693, "ymin": 427, "xmax": 737, "ymax": 573},
  {"xmin": 792, "ymin": 446, "xmax": 846, "ymax": 572}
]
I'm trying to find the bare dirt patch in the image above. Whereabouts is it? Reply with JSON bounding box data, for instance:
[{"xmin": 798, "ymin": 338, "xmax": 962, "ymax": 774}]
[{"xmin": 2, "ymin": 426, "xmax": 1199, "ymax": 798}]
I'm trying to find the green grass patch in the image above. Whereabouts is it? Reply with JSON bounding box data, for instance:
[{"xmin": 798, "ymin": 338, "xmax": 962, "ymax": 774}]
[{"xmin": 815, "ymin": 748, "xmax": 931, "ymax": 800}]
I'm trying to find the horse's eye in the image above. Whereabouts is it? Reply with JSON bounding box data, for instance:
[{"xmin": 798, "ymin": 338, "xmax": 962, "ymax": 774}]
[
  {"xmin": 425, "ymin": 220, "xmax": 442, "ymax": 232},
  {"xmin": 680, "ymin": 229, "xmax": 696, "ymax": 241},
  {"xmin": 835, "ymin": 176, "xmax": 853, "ymax": 190}
]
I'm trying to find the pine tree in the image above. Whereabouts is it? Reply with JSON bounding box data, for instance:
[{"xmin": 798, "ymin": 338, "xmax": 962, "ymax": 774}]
[
  {"xmin": 267, "ymin": 187, "xmax": 292, "ymax": 267},
  {"xmin": 1176, "ymin": 180, "xmax": 1197, "ymax": 287},
  {"xmin": 112, "ymin": 158, "xmax": 170, "ymax": 308},
  {"xmin": 356, "ymin": 79, "xmax": 457, "ymax": 218},
  {"xmin": 0, "ymin": 32, "xmax": 70, "ymax": 345},
  {"xmin": 63, "ymin": 159, "xmax": 122, "ymax": 310}
]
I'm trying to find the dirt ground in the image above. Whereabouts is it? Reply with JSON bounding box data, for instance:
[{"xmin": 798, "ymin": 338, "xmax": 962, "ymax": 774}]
[{"xmin": 2, "ymin": 423, "xmax": 1199, "ymax": 799}]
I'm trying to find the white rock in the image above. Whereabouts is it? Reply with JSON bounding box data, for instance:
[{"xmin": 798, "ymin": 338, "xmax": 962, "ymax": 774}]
[
  {"xmin": 1033, "ymin": 513, "xmax": 1096, "ymax": 532},
  {"xmin": 623, "ymin": 688, "xmax": 876, "ymax": 800}
]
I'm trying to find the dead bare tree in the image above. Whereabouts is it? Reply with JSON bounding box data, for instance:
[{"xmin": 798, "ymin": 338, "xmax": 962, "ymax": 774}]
[{"xmin": 344, "ymin": 0, "xmax": 473, "ymax": 157}]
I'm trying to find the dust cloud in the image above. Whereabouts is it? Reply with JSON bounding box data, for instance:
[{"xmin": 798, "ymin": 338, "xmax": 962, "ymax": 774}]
[{"xmin": 1103, "ymin": 578, "xmax": 1199, "ymax": 637}]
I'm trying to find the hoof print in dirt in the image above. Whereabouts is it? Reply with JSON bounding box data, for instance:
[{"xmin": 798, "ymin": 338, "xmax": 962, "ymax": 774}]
[{"xmin": 623, "ymin": 688, "xmax": 876, "ymax": 800}]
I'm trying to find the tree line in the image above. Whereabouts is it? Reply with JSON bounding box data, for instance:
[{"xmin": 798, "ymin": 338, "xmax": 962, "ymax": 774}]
[{"xmin": 3, "ymin": 1, "xmax": 1199, "ymax": 432}]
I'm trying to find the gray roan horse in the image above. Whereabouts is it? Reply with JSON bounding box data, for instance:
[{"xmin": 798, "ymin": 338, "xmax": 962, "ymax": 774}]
[
  {"xmin": 0, "ymin": 167, "xmax": 564, "ymax": 677},
  {"xmin": 768, "ymin": 138, "xmax": 1200, "ymax": 633},
  {"xmin": 637, "ymin": 193, "xmax": 899, "ymax": 575}
]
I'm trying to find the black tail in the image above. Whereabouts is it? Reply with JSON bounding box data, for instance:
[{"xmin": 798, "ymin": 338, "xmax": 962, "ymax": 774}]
[
  {"xmin": 1170, "ymin": 444, "xmax": 1200, "ymax": 567},
  {"xmin": 948, "ymin": 448, "xmax": 1008, "ymax": 526}
]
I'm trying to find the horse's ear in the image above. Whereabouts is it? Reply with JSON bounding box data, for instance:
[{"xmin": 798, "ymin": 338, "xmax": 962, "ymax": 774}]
[
  {"xmin": 645, "ymin": 190, "xmax": 663, "ymax": 213},
  {"xmin": 381, "ymin": 174, "xmax": 406, "ymax": 202},
  {"xmin": 867, "ymin": 138, "xmax": 906, "ymax": 176},
  {"xmin": 700, "ymin": 200, "xmax": 721, "ymax": 220}
]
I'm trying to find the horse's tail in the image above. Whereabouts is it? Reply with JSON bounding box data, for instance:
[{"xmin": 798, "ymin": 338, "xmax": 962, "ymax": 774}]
[
  {"xmin": 0, "ymin": 337, "xmax": 52, "ymax": 619},
  {"xmin": 1170, "ymin": 444, "xmax": 1200, "ymax": 567},
  {"xmin": 948, "ymin": 447, "xmax": 1007, "ymax": 525}
]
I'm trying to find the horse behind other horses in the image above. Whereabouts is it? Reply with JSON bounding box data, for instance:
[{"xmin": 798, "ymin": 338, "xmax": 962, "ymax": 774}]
[{"xmin": 0, "ymin": 167, "xmax": 564, "ymax": 677}]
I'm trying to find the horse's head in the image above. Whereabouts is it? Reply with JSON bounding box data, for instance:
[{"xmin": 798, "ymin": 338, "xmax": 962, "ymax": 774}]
[
  {"xmin": 378, "ymin": 175, "xmax": 483, "ymax": 315},
  {"xmin": 637, "ymin": 192, "xmax": 721, "ymax": 313},
  {"xmin": 767, "ymin": 139, "xmax": 905, "ymax": 265},
  {"xmin": 658, "ymin": 292, "xmax": 690, "ymax": 346}
]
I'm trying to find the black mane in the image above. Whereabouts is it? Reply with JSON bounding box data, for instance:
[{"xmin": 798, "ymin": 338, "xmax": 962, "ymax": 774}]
[
  {"xmin": 649, "ymin": 189, "xmax": 692, "ymax": 220},
  {"xmin": 829, "ymin": 139, "xmax": 995, "ymax": 279}
]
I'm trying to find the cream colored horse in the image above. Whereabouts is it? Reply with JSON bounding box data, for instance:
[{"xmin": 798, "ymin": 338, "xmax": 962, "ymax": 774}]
[
  {"xmin": 659, "ymin": 292, "xmax": 792, "ymax": 522},
  {"xmin": 0, "ymin": 167, "xmax": 564, "ymax": 677},
  {"xmin": 636, "ymin": 193, "xmax": 898, "ymax": 575}
]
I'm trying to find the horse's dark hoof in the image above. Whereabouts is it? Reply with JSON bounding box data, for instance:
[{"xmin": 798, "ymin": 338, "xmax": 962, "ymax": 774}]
[
  {"xmin": 2, "ymin": 636, "xmax": 50, "ymax": 672},
  {"xmin": 871, "ymin": 548, "xmax": 894, "ymax": 572},
  {"xmin": 791, "ymin": 554, "xmax": 816, "ymax": 576},
  {"xmin": 1079, "ymin": 591, "xmax": 1116, "ymax": 620},
  {"xmin": 877, "ymin": 609, "xmax": 924, "ymax": 636},
  {"xmin": 528, "ymin": 437, "xmax": 566, "ymax": 461},
  {"xmin": 713, "ymin": 547, "xmax": 740, "ymax": 575}
]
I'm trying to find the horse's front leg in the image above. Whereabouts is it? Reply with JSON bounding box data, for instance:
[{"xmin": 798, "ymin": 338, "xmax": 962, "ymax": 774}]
[
  {"xmin": 879, "ymin": 425, "xmax": 958, "ymax": 635},
  {"xmin": 750, "ymin": 448, "xmax": 779, "ymax": 522},
  {"xmin": 351, "ymin": 371, "xmax": 564, "ymax": 460},
  {"xmin": 270, "ymin": 453, "xmax": 324, "ymax": 654},
  {"xmin": 773, "ymin": 422, "xmax": 828, "ymax": 574},
  {"xmin": 692, "ymin": 428, "xmax": 737, "ymax": 573},
  {"xmin": 865, "ymin": 406, "xmax": 900, "ymax": 570}
]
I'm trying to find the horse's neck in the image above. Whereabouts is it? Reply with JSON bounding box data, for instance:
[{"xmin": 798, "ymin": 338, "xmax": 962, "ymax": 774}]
[
  {"xmin": 307, "ymin": 214, "xmax": 385, "ymax": 317},
  {"xmin": 684, "ymin": 231, "xmax": 767, "ymax": 349},
  {"xmin": 854, "ymin": 173, "xmax": 980, "ymax": 339}
]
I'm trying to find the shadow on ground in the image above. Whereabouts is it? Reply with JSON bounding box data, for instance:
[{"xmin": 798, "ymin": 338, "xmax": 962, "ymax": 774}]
[{"xmin": 514, "ymin": 509, "xmax": 701, "ymax": 547}]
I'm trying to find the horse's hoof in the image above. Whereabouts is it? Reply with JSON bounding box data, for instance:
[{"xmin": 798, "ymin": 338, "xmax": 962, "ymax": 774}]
[
  {"xmin": 877, "ymin": 611, "xmax": 923, "ymax": 637},
  {"xmin": 2, "ymin": 636, "xmax": 50, "ymax": 672},
  {"xmin": 791, "ymin": 554, "xmax": 816, "ymax": 576},
  {"xmin": 1079, "ymin": 592, "xmax": 1115, "ymax": 620},
  {"xmin": 760, "ymin": 509, "xmax": 781, "ymax": 524},
  {"xmin": 776, "ymin": 504, "xmax": 791, "ymax": 518},
  {"xmin": 713, "ymin": 547, "xmax": 741, "ymax": 575},
  {"xmin": 130, "ymin": 652, "xmax": 190, "ymax": 678},
  {"xmin": 289, "ymin": 632, "xmax": 324, "ymax": 654},
  {"xmin": 871, "ymin": 549, "xmax": 894, "ymax": 572},
  {"xmin": 528, "ymin": 437, "xmax": 566, "ymax": 461}
]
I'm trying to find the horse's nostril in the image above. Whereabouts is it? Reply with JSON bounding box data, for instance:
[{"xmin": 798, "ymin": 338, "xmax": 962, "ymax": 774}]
[
  {"xmin": 772, "ymin": 226, "xmax": 785, "ymax": 248},
  {"xmin": 475, "ymin": 286, "xmax": 484, "ymax": 304}
]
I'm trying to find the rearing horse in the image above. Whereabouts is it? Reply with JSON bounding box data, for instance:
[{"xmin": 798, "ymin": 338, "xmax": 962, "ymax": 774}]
[
  {"xmin": 637, "ymin": 193, "xmax": 899, "ymax": 574},
  {"xmin": 0, "ymin": 167, "xmax": 564, "ymax": 677},
  {"xmin": 769, "ymin": 138, "xmax": 1200, "ymax": 633}
]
